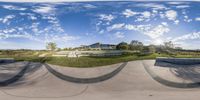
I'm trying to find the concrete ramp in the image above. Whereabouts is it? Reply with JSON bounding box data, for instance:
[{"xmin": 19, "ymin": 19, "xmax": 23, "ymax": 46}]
[
  {"xmin": 143, "ymin": 58, "xmax": 200, "ymax": 88},
  {"xmin": 0, "ymin": 62, "xmax": 29, "ymax": 86},
  {"xmin": 0, "ymin": 58, "xmax": 15, "ymax": 64},
  {"xmin": 44, "ymin": 63, "xmax": 127, "ymax": 83},
  {"xmin": 0, "ymin": 62, "xmax": 88, "ymax": 98},
  {"xmin": 1, "ymin": 60, "xmax": 200, "ymax": 99},
  {"xmin": 156, "ymin": 57, "xmax": 200, "ymax": 65}
]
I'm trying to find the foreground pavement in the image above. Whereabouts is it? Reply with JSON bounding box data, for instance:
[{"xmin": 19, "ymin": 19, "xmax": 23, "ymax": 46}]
[{"xmin": 0, "ymin": 60, "xmax": 200, "ymax": 100}]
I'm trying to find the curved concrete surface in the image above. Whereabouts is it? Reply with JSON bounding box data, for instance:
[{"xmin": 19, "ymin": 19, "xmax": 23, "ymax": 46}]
[
  {"xmin": 0, "ymin": 62, "xmax": 27, "ymax": 82},
  {"xmin": 0, "ymin": 63, "xmax": 88, "ymax": 98},
  {"xmin": 0, "ymin": 62, "xmax": 30, "ymax": 86},
  {"xmin": 143, "ymin": 60, "xmax": 200, "ymax": 88},
  {"xmin": 3, "ymin": 62, "xmax": 48, "ymax": 88},
  {"xmin": 1, "ymin": 60, "xmax": 200, "ymax": 100},
  {"xmin": 45, "ymin": 63, "xmax": 123, "ymax": 78},
  {"xmin": 143, "ymin": 61, "xmax": 200, "ymax": 88},
  {"xmin": 0, "ymin": 58, "xmax": 15, "ymax": 64},
  {"xmin": 44, "ymin": 62, "xmax": 127, "ymax": 83},
  {"xmin": 156, "ymin": 57, "xmax": 200, "ymax": 65}
]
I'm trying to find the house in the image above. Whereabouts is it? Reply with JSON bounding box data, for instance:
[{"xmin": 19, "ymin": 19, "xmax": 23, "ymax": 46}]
[
  {"xmin": 80, "ymin": 42, "xmax": 116, "ymax": 50},
  {"xmin": 130, "ymin": 40, "xmax": 143, "ymax": 46}
]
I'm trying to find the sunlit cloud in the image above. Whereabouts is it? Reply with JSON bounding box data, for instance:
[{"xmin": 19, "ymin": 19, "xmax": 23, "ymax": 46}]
[
  {"xmin": 122, "ymin": 9, "xmax": 138, "ymax": 18},
  {"xmin": 173, "ymin": 32, "xmax": 200, "ymax": 42},
  {"xmin": 32, "ymin": 4, "xmax": 56, "ymax": 14},
  {"xmin": 195, "ymin": 17, "xmax": 200, "ymax": 21},
  {"xmin": 1, "ymin": 5, "xmax": 27, "ymax": 10},
  {"xmin": 165, "ymin": 10, "xmax": 177, "ymax": 21},
  {"xmin": 114, "ymin": 32, "xmax": 124, "ymax": 39},
  {"xmin": 98, "ymin": 14, "xmax": 115, "ymax": 22},
  {"xmin": 135, "ymin": 3, "xmax": 168, "ymax": 10}
]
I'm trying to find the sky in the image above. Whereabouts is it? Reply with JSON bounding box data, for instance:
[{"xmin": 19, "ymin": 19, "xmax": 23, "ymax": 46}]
[
  {"xmin": 0, "ymin": 1, "xmax": 200, "ymax": 50},
  {"xmin": 0, "ymin": 0, "xmax": 200, "ymax": 2}
]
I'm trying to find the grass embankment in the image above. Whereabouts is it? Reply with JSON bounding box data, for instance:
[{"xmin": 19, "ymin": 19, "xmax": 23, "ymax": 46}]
[
  {"xmin": 11, "ymin": 53, "xmax": 170, "ymax": 67},
  {"xmin": 1, "ymin": 50, "xmax": 200, "ymax": 67}
]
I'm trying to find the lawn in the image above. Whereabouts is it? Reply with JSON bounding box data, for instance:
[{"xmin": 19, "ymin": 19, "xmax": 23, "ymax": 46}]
[
  {"xmin": 1, "ymin": 50, "xmax": 200, "ymax": 67},
  {"xmin": 13, "ymin": 53, "xmax": 171, "ymax": 67}
]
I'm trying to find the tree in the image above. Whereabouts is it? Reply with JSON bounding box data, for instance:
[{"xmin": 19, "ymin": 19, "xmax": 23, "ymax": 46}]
[
  {"xmin": 142, "ymin": 45, "xmax": 156, "ymax": 54},
  {"xmin": 163, "ymin": 41, "xmax": 176, "ymax": 54},
  {"xmin": 164, "ymin": 41, "xmax": 174, "ymax": 49},
  {"xmin": 46, "ymin": 42, "xmax": 57, "ymax": 51},
  {"xmin": 175, "ymin": 47, "xmax": 183, "ymax": 50},
  {"xmin": 129, "ymin": 40, "xmax": 143, "ymax": 51},
  {"xmin": 116, "ymin": 42, "xmax": 129, "ymax": 50},
  {"xmin": 148, "ymin": 45, "xmax": 156, "ymax": 53}
]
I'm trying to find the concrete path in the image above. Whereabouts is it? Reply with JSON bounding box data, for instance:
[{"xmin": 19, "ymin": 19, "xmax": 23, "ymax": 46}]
[{"xmin": 0, "ymin": 60, "xmax": 200, "ymax": 100}]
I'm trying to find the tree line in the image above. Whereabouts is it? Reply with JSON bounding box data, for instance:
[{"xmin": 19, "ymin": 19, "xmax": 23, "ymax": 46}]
[{"xmin": 46, "ymin": 40, "xmax": 183, "ymax": 54}]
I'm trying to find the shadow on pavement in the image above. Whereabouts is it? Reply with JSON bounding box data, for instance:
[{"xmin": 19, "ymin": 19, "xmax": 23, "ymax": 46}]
[
  {"xmin": 0, "ymin": 62, "xmax": 44, "ymax": 87},
  {"xmin": 143, "ymin": 60, "xmax": 200, "ymax": 88},
  {"xmin": 44, "ymin": 62, "xmax": 127, "ymax": 84}
]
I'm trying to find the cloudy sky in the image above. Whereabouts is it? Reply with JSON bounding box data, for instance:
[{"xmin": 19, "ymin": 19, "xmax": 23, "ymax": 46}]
[{"xmin": 0, "ymin": 1, "xmax": 200, "ymax": 50}]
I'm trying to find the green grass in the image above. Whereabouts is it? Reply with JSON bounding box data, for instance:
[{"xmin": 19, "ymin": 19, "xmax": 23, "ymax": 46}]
[
  {"xmin": 1, "ymin": 50, "xmax": 200, "ymax": 67},
  {"xmin": 41, "ymin": 53, "xmax": 182, "ymax": 67},
  {"xmin": 13, "ymin": 53, "xmax": 171, "ymax": 67}
]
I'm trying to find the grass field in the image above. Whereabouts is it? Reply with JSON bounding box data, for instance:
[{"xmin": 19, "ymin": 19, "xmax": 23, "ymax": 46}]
[
  {"xmin": 0, "ymin": 50, "xmax": 200, "ymax": 67},
  {"xmin": 10, "ymin": 53, "xmax": 171, "ymax": 67},
  {"xmin": 44, "ymin": 53, "xmax": 173, "ymax": 67}
]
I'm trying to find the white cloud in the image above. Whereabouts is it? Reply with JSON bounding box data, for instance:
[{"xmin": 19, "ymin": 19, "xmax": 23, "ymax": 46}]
[
  {"xmin": 0, "ymin": 31, "xmax": 41, "ymax": 42},
  {"xmin": 30, "ymin": 16, "xmax": 37, "ymax": 20},
  {"xmin": 114, "ymin": 32, "xmax": 124, "ymax": 38},
  {"xmin": 2, "ymin": 5, "xmax": 27, "ymax": 10},
  {"xmin": 175, "ymin": 5, "xmax": 190, "ymax": 8},
  {"xmin": 124, "ymin": 24, "xmax": 169, "ymax": 39},
  {"xmin": 0, "ymin": 15, "xmax": 15, "ymax": 24},
  {"xmin": 142, "ymin": 11, "xmax": 151, "ymax": 18},
  {"xmin": 167, "ymin": 2, "xmax": 189, "ymax": 5},
  {"xmin": 161, "ymin": 22, "xmax": 168, "ymax": 26},
  {"xmin": 108, "ymin": 22, "xmax": 170, "ymax": 39},
  {"xmin": 151, "ymin": 38, "xmax": 164, "ymax": 45},
  {"xmin": 20, "ymin": 13, "xmax": 37, "ymax": 20},
  {"xmin": 45, "ymin": 34, "xmax": 79, "ymax": 43},
  {"xmin": 144, "ymin": 25, "xmax": 170, "ymax": 39},
  {"xmin": 122, "ymin": 9, "xmax": 152, "ymax": 22},
  {"xmin": 99, "ymin": 14, "xmax": 115, "ymax": 22},
  {"xmin": 83, "ymin": 4, "xmax": 96, "ymax": 9},
  {"xmin": 195, "ymin": 17, "xmax": 200, "ymax": 21},
  {"xmin": 135, "ymin": 11, "xmax": 152, "ymax": 22},
  {"xmin": 165, "ymin": 10, "xmax": 177, "ymax": 21},
  {"xmin": 32, "ymin": 5, "xmax": 55, "ymax": 14},
  {"xmin": 2, "ymin": 28, "xmax": 16, "ymax": 33},
  {"xmin": 135, "ymin": 3, "xmax": 167, "ymax": 10},
  {"xmin": 173, "ymin": 32, "xmax": 200, "ymax": 42},
  {"xmin": 125, "ymin": 24, "xmax": 151, "ymax": 32},
  {"xmin": 174, "ymin": 20, "xmax": 179, "ymax": 24},
  {"xmin": 99, "ymin": 30, "xmax": 104, "ymax": 34},
  {"xmin": 0, "ymin": 14, "xmax": 79, "ymax": 43},
  {"xmin": 183, "ymin": 15, "xmax": 192, "ymax": 22},
  {"xmin": 107, "ymin": 23, "xmax": 125, "ymax": 31},
  {"xmin": 0, "ymin": 28, "xmax": 79, "ymax": 43},
  {"xmin": 122, "ymin": 9, "xmax": 138, "ymax": 18}
]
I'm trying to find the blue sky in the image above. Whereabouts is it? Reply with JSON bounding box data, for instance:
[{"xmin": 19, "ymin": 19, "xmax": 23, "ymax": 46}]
[{"xmin": 0, "ymin": 1, "xmax": 200, "ymax": 50}]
